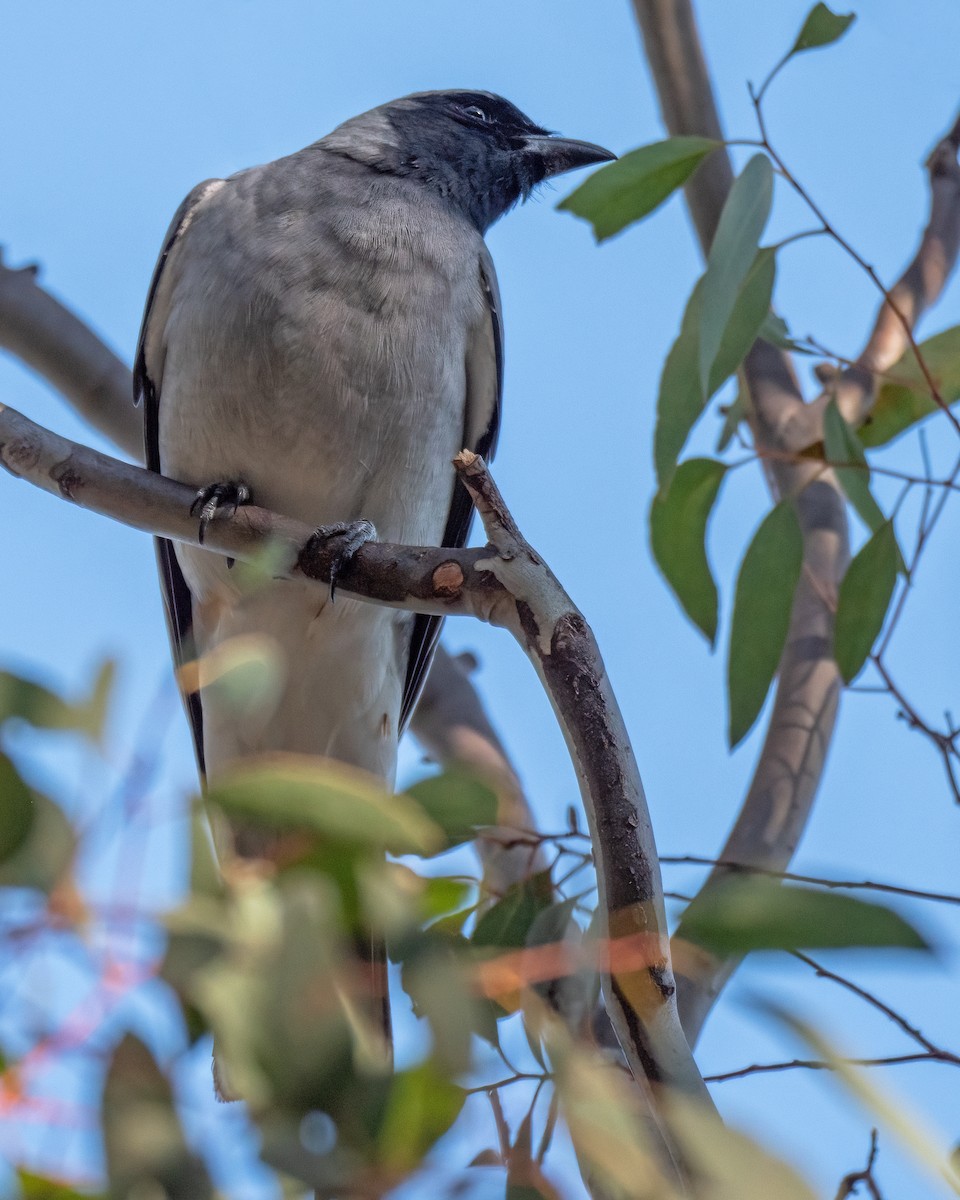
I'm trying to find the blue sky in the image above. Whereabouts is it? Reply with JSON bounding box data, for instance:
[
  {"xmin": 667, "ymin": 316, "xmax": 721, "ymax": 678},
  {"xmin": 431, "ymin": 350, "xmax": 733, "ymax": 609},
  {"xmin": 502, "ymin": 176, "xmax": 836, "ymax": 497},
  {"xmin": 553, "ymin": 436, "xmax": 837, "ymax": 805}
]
[{"xmin": 2, "ymin": 1, "xmax": 960, "ymax": 1196}]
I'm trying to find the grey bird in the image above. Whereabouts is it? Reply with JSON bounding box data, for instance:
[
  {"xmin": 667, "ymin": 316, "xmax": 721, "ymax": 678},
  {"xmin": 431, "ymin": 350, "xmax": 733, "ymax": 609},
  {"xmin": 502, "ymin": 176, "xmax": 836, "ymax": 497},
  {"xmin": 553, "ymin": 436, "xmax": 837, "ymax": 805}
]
[{"xmin": 135, "ymin": 90, "xmax": 613, "ymax": 795}]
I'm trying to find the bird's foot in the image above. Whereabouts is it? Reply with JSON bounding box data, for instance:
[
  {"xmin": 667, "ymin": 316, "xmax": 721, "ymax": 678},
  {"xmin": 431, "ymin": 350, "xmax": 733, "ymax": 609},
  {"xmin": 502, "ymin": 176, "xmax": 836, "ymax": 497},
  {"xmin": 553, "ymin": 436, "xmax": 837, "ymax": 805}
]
[
  {"xmin": 300, "ymin": 519, "xmax": 376, "ymax": 601},
  {"xmin": 190, "ymin": 481, "xmax": 252, "ymax": 546}
]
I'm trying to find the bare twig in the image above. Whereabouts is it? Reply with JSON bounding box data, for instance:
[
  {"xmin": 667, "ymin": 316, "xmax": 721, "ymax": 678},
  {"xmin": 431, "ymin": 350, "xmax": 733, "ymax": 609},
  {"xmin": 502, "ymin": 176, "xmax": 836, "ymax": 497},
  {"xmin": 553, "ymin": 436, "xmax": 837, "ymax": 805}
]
[
  {"xmin": 705, "ymin": 1053, "xmax": 955, "ymax": 1084},
  {"xmin": 835, "ymin": 1130, "xmax": 883, "ymax": 1200},
  {"xmin": 659, "ymin": 855, "xmax": 960, "ymax": 907}
]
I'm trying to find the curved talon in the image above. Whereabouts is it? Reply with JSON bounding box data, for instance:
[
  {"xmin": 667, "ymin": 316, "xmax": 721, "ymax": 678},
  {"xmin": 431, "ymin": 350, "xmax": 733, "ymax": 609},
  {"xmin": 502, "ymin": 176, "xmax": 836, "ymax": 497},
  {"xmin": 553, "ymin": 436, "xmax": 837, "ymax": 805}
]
[
  {"xmin": 190, "ymin": 481, "xmax": 251, "ymax": 545},
  {"xmin": 302, "ymin": 519, "xmax": 377, "ymax": 601}
]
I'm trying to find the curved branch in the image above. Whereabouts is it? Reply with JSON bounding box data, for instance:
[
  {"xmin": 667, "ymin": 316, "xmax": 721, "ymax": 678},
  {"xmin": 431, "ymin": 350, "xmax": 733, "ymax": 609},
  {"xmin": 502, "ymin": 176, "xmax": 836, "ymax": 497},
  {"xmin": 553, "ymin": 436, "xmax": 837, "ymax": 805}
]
[
  {"xmin": 0, "ymin": 400, "xmax": 715, "ymax": 1112},
  {"xmin": 0, "ymin": 253, "xmax": 141, "ymax": 458}
]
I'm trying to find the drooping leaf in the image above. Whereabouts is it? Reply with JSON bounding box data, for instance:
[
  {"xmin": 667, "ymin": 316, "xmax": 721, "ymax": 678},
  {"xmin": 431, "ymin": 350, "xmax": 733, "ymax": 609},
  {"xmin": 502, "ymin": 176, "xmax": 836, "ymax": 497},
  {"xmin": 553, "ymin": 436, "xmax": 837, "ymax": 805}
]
[
  {"xmin": 0, "ymin": 659, "xmax": 115, "ymax": 743},
  {"xmin": 376, "ymin": 1059, "xmax": 466, "ymax": 1172},
  {"xmin": 834, "ymin": 522, "xmax": 899, "ymax": 683},
  {"xmin": 0, "ymin": 752, "xmax": 35, "ymax": 862},
  {"xmin": 716, "ymin": 387, "xmax": 747, "ymax": 453},
  {"xmin": 655, "ymin": 248, "xmax": 776, "ymax": 485},
  {"xmin": 557, "ymin": 136, "xmax": 719, "ymax": 240},
  {"xmin": 727, "ymin": 502, "xmax": 803, "ymax": 747},
  {"xmin": 0, "ymin": 793, "xmax": 75, "ymax": 891},
  {"xmin": 699, "ymin": 155, "xmax": 774, "ymax": 394},
  {"xmin": 860, "ymin": 325, "xmax": 960, "ymax": 447},
  {"xmin": 472, "ymin": 872, "xmax": 554, "ymax": 950},
  {"xmin": 650, "ymin": 458, "xmax": 728, "ymax": 643},
  {"xmin": 404, "ymin": 770, "xmax": 498, "ymax": 851},
  {"xmin": 676, "ymin": 876, "xmax": 927, "ymax": 955},
  {"xmin": 823, "ymin": 398, "xmax": 887, "ymax": 533},
  {"xmin": 789, "ymin": 4, "xmax": 856, "ymax": 58},
  {"xmin": 207, "ymin": 753, "xmax": 442, "ymax": 856}
]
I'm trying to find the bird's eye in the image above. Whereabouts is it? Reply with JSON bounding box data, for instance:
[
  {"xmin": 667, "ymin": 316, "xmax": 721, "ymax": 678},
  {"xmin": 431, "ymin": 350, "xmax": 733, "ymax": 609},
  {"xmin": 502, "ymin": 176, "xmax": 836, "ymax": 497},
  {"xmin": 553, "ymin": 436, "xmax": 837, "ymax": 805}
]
[{"xmin": 464, "ymin": 105, "xmax": 490, "ymax": 123}]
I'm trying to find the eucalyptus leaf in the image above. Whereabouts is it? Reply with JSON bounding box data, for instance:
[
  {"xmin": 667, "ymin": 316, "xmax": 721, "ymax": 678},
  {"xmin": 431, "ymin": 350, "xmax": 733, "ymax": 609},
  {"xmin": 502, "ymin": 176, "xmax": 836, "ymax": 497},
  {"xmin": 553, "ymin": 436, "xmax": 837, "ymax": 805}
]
[
  {"xmin": 860, "ymin": 325, "xmax": 960, "ymax": 447},
  {"xmin": 0, "ymin": 752, "xmax": 35, "ymax": 863},
  {"xmin": 727, "ymin": 502, "xmax": 803, "ymax": 747},
  {"xmin": 650, "ymin": 458, "xmax": 728, "ymax": 643},
  {"xmin": 677, "ymin": 876, "xmax": 927, "ymax": 955},
  {"xmin": 789, "ymin": 4, "xmax": 856, "ymax": 57},
  {"xmin": 0, "ymin": 659, "xmax": 115, "ymax": 743},
  {"xmin": 558, "ymin": 136, "xmax": 719, "ymax": 241},
  {"xmin": 834, "ymin": 522, "xmax": 899, "ymax": 683},
  {"xmin": 404, "ymin": 769, "xmax": 498, "ymax": 851},
  {"xmin": 698, "ymin": 155, "xmax": 774, "ymax": 394},
  {"xmin": 823, "ymin": 398, "xmax": 887, "ymax": 533}
]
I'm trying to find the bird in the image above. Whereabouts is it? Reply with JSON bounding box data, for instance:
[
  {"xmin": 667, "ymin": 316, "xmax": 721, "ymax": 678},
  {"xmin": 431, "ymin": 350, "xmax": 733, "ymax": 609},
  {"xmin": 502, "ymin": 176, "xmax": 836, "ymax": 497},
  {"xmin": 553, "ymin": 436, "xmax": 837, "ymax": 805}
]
[
  {"xmin": 135, "ymin": 90, "xmax": 613, "ymax": 797},
  {"xmin": 135, "ymin": 90, "xmax": 612, "ymax": 1094}
]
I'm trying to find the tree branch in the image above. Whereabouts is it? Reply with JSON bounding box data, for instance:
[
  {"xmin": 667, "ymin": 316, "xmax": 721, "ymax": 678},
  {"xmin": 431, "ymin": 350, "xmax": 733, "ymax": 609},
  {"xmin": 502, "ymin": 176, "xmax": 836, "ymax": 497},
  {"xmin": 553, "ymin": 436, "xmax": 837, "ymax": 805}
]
[
  {"xmin": 0, "ymin": 401, "xmax": 715, "ymax": 1111},
  {"xmin": 0, "ymin": 253, "xmax": 141, "ymax": 458}
]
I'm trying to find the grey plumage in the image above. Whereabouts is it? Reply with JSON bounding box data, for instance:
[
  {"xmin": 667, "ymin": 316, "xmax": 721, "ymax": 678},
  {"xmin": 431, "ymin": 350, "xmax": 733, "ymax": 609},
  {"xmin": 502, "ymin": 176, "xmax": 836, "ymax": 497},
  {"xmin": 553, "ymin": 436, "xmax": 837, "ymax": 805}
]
[{"xmin": 136, "ymin": 90, "xmax": 613, "ymax": 789}]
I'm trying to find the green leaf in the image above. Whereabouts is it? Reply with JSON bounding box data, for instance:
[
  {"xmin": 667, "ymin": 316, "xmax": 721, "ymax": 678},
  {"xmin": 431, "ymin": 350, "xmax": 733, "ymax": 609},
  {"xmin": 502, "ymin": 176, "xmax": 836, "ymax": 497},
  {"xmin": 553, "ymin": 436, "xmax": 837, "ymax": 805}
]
[
  {"xmin": 699, "ymin": 155, "xmax": 774, "ymax": 394},
  {"xmin": 860, "ymin": 325, "xmax": 960, "ymax": 447},
  {"xmin": 716, "ymin": 387, "xmax": 746, "ymax": 453},
  {"xmin": 834, "ymin": 522, "xmax": 899, "ymax": 683},
  {"xmin": 404, "ymin": 770, "xmax": 498, "ymax": 851},
  {"xmin": 0, "ymin": 753, "xmax": 35, "ymax": 862},
  {"xmin": 557, "ymin": 136, "xmax": 719, "ymax": 240},
  {"xmin": 103, "ymin": 1035, "xmax": 214, "ymax": 1198},
  {"xmin": 18, "ymin": 1174, "xmax": 103, "ymax": 1200},
  {"xmin": 676, "ymin": 876, "xmax": 927, "ymax": 955},
  {"xmin": 0, "ymin": 659, "xmax": 115, "ymax": 743},
  {"xmin": 376, "ymin": 1059, "xmax": 466, "ymax": 1172},
  {"xmin": 207, "ymin": 753, "xmax": 443, "ymax": 856},
  {"xmin": 472, "ymin": 873, "xmax": 554, "ymax": 950},
  {"xmin": 650, "ymin": 458, "xmax": 728, "ymax": 643},
  {"xmin": 655, "ymin": 248, "xmax": 776, "ymax": 485},
  {"xmin": 727, "ymin": 502, "xmax": 803, "ymax": 747},
  {"xmin": 758, "ymin": 311, "xmax": 814, "ymax": 354},
  {"xmin": 789, "ymin": 4, "xmax": 856, "ymax": 57},
  {"xmin": 823, "ymin": 398, "xmax": 887, "ymax": 533},
  {"xmin": 0, "ymin": 793, "xmax": 75, "ymax": 891}
]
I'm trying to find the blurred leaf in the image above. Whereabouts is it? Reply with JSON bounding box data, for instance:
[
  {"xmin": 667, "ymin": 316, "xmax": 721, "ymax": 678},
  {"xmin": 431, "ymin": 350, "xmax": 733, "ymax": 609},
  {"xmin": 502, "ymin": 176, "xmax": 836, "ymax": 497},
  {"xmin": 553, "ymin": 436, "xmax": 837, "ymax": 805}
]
[
  {"xmin": 18, "ymin": 1174, "xmax": 104, "ymax": 1200},
  {"xmin": 473, "ymin": 873, "xmax": 554, "ymax": 950},
  {"xmin": 860, "ymin": 325, "xmax": 960, "ymax": 446},
  {"xmin": 727, "ymin": 502, "xmax": 803, "ymax": 746},
  {"xmin": 404, "ymin": 770, "xmax": 498, "ymax": 851},
  {"xmin": 676, "ymin": 876, "xmax": 928, "ymax": 954},
  {"xmin": 823, "ymin": 399, "xmax": 887, "ymax": 533},
  {"xmin": 103, "ymin": 1035, "xmax": 214, "ymax": 1199},
  {"xmin": 421, "ymin": 875, "xmax": 474, "ymax": 922},
  {"xmin": 767, "ymin": 1004, "xmax": 960, "ymax": 1194},
  {"xmin": 651, "ymin": 458, "xmax": 728, "ymax": 643},
  {"xmin": 376, "ymin": 1059, "xmax": 465, "ymax": 1173},
  {"xmin": 544, "ymin": 1015, "xmax": 677, "ymax": 1198},
  {"xmin": 179, "ymin": 633, "xmax": 285, "ymax": 727},
  {"xmin": 558, "ymin": 136, "xmax": 719, "ymax": 240},
  {"xmin": 664, "ymin": 1093, "xmax": 817, "ymax": 1199},
  {"xmin": 834, "ymin": 522, "xmax": 899, "ymax": 683},
  {"xmin": 0, "ymin": 793, "xmax": 74, "ymax": 891},
  {"xmin": 699, "ymin": 155, "xmax": 774, "ymax": 394},
  {"xmin": 788, "ymin": 4, "xmax": 856, "ymax": 57},
  {"xmin": 0, "ymin": 753, "xmax": 34, "ymax": 862},
  {"xmin": 0, "ymin": 659, "xmax": 115, "ymax": 743},
  {"xmin": 655, "ymin": 248, "xmax": 775, "ymax": 486},
  {"xmin": 401, "ymin": 945, "xmax": 478, "ymax": 1072},
  {"xmin": 208, "ymin": 753, "xmax": 442, "ymax": 856}
]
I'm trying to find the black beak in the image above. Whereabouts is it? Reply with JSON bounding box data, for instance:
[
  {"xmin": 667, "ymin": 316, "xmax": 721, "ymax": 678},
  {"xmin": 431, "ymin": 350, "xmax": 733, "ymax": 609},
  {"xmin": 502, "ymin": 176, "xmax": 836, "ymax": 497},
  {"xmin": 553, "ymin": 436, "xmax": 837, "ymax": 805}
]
[{"xmin": 521, "ymin": 134, "xmax": 617, "ymax": 179}]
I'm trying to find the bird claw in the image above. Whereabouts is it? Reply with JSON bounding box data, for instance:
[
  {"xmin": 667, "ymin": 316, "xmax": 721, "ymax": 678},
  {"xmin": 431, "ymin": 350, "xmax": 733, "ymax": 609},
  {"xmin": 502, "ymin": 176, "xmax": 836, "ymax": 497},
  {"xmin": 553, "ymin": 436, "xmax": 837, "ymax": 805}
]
[
  {"xmin": 301, "ymin": 519, "xmax": 377, "ymax": 601},
  {"xmin": 190, "ymin": 481, "xmax": 252, "ymax": 546}
]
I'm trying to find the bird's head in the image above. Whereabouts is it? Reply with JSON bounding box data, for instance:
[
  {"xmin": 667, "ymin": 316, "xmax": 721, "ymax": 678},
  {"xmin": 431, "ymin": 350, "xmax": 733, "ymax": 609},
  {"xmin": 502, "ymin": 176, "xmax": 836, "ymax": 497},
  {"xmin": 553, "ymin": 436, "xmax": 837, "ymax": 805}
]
[{"xmin": 324, "ymin": 90, "xmax": 615, "ymax": 232}]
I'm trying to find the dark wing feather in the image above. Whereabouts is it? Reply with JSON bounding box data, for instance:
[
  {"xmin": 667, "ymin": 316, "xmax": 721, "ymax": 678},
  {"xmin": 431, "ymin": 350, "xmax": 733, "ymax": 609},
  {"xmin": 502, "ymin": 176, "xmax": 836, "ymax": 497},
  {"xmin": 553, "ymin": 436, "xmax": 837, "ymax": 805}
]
[
  {"xmin": 398, "ymin": 248, "xmax": 504, "ymax": 731},
  {"xmin": 135, "ymin": 180, "xmax": 224, "ymax": 777}
]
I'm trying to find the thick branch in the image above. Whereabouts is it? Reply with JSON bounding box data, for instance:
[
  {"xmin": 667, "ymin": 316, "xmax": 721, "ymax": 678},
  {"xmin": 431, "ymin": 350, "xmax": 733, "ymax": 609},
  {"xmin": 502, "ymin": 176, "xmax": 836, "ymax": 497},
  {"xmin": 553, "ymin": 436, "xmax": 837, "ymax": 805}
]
[
  {"xmin": 0, "ymin": 401, "xmax": 715, "ymax": 1112},
  {"xmin": 412, "ymin": 645, "xmax": 547, "ymax": 894},
  {"xmin": 0, "ymin": 254, "xmax": 141, "ymax": 458},
  {"xmin": 632, "ymin": 0, "xmax": 849, "ymax": 1047}
]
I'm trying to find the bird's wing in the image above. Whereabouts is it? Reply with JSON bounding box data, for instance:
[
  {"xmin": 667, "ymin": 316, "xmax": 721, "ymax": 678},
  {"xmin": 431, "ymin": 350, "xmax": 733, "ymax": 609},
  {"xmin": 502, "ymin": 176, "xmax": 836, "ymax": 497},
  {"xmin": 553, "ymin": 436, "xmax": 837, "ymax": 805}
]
[
  {"xmin": 135, "ymin": 179, "xmax": 226, "ymax": 777},
  {"xmin": 399, "ymin": 245, "xmax": 504, "ymax": 732}
]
